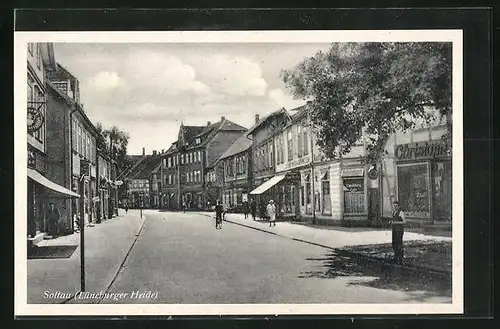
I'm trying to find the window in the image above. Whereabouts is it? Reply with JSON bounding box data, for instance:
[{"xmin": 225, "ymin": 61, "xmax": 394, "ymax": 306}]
[
  {"xmin": 397, "ymin": 163, "xmax": 430, "ymax": 218},
  {"xmin": 303, "ymin": 125, "xmax": 309, "ymax": 155},
  {"xmin": 297, "ymin": 125, "xmax": 303, "ymax": 157},
  {"xmin": 168, "ymin": 174, "xmax": 172, "ymax": 185},
  {"xmin": 343, "ymin": 178, "xmax": 365, "ymax": 214},
  {"xmin": 268, "ymin": 142, "xmax": 273, "ymax": 168},
  {"xmin": 168, "ymin": 157, "xmax": 172, "ymax": 167},
  {"xmin": 36, "ymin": 44, "xmax": 41, "ymax": 68},
  {"xmin": 195, "ymin": 138, "xmax": 201, "ymax": 144},
  {"xmin": 287, "ymin": 130, "xmax": 294, "ymax": 161},
  {"xmin": 181, "ymin": 154, "xmax": 184, "ymax": 164}
]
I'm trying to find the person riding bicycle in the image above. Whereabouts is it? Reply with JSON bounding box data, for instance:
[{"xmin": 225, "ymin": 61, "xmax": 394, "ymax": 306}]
[{"xmin": 215, "ymin": 200, "xmax": 224, "ymax": 229}]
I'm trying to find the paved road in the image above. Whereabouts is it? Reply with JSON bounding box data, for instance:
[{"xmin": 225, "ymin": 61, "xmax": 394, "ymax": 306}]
[{"xmin": 103, "ymin": 210, "xmax": 451, "ymax": 304}]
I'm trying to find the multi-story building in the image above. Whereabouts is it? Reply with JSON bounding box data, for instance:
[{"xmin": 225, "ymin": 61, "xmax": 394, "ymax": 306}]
[
  {"xmin": 266, "ymin": 104, "xmax": 451, "ymax": 229},
  {"xmin": 378, "ymin": 111, "xmax": 451, "ymax": 229},
  {"xmin": 149, "ymin": 153, "xmax": 162, "ymax": 209},
  {"xmin": 27, "ymin": 42, "xmax": 81, "ymax": 245},
  {"xmin": 160, "ymin": 117, "xmax": 247, "ymax": 210},
  {"xmin": 97, "ymin": 148, "xmax": 112, "ymax": 222},
  {"xmin": 218, "ymin": 124, "xmax": 254, "ymax": 211},
  {"xmin": 247, "ymin": 109, "xmax": 291, "ymax": 218},
  {"xmin": 45, "ymin": 63, "xmax": 98, "ymax": 230}
]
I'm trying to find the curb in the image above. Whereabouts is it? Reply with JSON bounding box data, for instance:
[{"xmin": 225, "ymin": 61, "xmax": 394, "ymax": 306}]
[
  {"xmin": 60, "ymin": 214, "xmax": 147, "ymax": 304},
  {"xmin": 196, "ymin": 212, "xmax": 450, "ymax": 278}
]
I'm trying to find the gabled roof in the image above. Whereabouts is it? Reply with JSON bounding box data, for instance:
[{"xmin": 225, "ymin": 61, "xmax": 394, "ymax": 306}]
[
  {"xmin": 117, "ymin": 155, "xmax": 146, "ymax": 180},
  {"xmin": 126, "ymin": 155, "xmax": 162, "ymax": 180},
  {"xmin": 245, "ymin": 108, "xmax": 291, "ymax": 136},
  {"xmin": 217, "ymin": 133, "xmax": 253, "ymax": 161},
  {"xmin": 188, "ymin": 118, "xmax": 246, "ymax": 150},
  {"xmin": 182, "ymin": 125, "xmax": 206, "ymax": 145}
]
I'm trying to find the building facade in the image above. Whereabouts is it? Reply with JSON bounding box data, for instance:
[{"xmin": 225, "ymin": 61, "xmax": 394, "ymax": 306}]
[
  {"xmin": 379, "ymin": 114, "xmax": 452, "ymax": 228},
  {"xmin": 97, "ymin": 149, "xmax": 112, "ymax": 222},
  {"xmin": 45, "ymin": 63, "xmax": 100, "ymax": 231},
  {"xmin": 218, "ymin": 133, "xmax": 253, "ymax": 211},
  {"xmin": 27, "ymin": 42, "xmax": 82, "ymax": 245},
  {"xmin": 248, "ymin": 109, "xmax": 292, "ymax": 218},
  {"xmin": 122, "ymin": 149, "xmax": 161, "ymax": 209}
]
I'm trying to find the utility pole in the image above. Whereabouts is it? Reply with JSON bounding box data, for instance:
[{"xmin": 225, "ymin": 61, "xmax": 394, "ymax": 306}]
[
  {"xmin": 140, "ymin": 193, "xmax": 143, "ymax": 219},
  {"xmin": 79, "ymin": 160, "xmax": 90, "ymax": 292}
]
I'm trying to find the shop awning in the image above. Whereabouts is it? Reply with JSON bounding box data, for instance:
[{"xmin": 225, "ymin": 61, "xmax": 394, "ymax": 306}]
[
  {"xmin": 27, "ymin": 168, "xmax": 80, "ymax": 198},
  {"xmin": 249, "ymin": 174, "xmax": 286, "ymax": 195}
]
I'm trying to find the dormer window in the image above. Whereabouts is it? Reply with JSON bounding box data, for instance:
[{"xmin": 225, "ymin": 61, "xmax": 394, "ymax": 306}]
[{"xmin": 195, "ymin": 138, "xmax": 201, "ymax": 145}]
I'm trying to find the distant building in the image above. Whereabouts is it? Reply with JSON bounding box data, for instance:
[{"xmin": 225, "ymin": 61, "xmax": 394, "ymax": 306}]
[
  {"xmin": 122, "ymin": 149, "xmax": 162, "ymax": 208},
  {"xmin": 160, "ymin": 117, "xmax": 247, "ymax": 210},
  {"xmin": 217, "ymin": 122, "xmax": 254, "ymax": 211},
  {"xmin": 247, "ymin": 109, "xmax": 292, "ymax": 218}
]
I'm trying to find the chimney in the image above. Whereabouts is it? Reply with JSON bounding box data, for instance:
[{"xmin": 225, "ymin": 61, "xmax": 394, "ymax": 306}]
[
  {"xmin": 207, "ymin": 121, "xmax": 211, "ymax": 126},
  {"xmin": 161, "ymin": 149, "xmax": 164, "ymax": 154},
  {"xmin": 142, "ymin": 147, "xmax": 145, "ymax": 156},
  {"xmin": 221, "ymin": 116, "xmax": 225, "ymax": 121},
  {"xmin": 255, "ymin": 114, "xmax": 260, "ymax": 123},
  {"xmin": 153, "ymin": 150, "xmax": 157, "ymax": 156}
]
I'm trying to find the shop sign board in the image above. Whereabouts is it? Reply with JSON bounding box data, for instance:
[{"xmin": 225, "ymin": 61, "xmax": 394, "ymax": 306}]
[{"xmin": 395, "ymin": 140, "xmax": 449, "ymax": 161}]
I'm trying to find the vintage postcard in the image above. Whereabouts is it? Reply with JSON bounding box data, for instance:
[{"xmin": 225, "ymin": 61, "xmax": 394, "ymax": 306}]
[{"xmin": 15, "ymin": 30, "xmax": 463, "ymax": 316}]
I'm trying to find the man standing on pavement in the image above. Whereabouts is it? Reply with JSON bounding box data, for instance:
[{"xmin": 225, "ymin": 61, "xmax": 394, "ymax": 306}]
[
  {"xmin": 46, "ymin": 203, "xmax": 60, "ymax": 237},
  {"xmin": 250, "ymin": 199, "xmax": 257, "ymax": 221},
  {"xmin": 243, "ymin": 199, "xmax": 249, "ymax": 219},
  {"xmin": 215, "ymin": 200, "xmax": 224, "ymax": 229},
  {"xmin": 389, "ymin": 201, "xmax": 406, "ymax": 264},
  {"xmin": 267, "ymin": 200, "xmax": 276, "ymax": 227}
]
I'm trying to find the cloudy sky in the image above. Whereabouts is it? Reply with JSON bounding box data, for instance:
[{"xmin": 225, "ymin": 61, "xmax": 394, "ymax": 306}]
[{"xmin": 53, "ymin": 43, "xmax": 331, "ymax": 155}]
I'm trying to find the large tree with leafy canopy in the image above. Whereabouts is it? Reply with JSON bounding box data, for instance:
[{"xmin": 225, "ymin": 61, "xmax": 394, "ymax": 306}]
[
  {"xmin": 95, "ymin": 123, "xmax": 132, "ymax": 174},
  {"xmin": 281, "ymin": 42, "xmax": 452, "ymax": 164}
]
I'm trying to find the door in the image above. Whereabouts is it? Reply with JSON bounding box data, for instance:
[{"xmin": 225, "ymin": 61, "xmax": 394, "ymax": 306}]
[
  {"xmin": 322, "ymin": 172, "xmax": 331, "ymax": 215},
  {"xmin": 368, "ymin": 188, "xmax": 380, "ymax": 225}
]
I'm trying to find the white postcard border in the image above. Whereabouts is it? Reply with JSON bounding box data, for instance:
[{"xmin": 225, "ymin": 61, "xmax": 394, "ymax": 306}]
[{"xmin": 14, "ymin": 30, "xmax": 463, "ymax": 316}]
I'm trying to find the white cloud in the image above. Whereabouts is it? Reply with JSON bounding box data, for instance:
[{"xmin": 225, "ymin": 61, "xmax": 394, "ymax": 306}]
[
  {"xmin": 268, "ymin": 88, "xmax": 305, "ymax": 110},
  {"xmin": 88, "ymin": 71, "xmax": 124, "ymax": 90},
  {"xmin": 193, "ymin": 54, "xmax": 268, "ymax": 96},
  {"xmin": 125, "ymin": 51, "xmax": 209, "ymax": 95}
]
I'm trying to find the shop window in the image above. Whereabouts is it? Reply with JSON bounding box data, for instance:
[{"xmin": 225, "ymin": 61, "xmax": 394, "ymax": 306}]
[
  {"xmin": 343, "ymin": 178, "xmax": 365, "ymax": 214},
  {"xmin": 397, "ymin": 163, "xmax": 430, "ymax": 218}
]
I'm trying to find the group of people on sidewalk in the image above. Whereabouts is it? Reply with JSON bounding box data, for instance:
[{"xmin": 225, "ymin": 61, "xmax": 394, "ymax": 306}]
[{"xmin": 213, "ymin": 199, "xmax": 278, "ymax": 229}]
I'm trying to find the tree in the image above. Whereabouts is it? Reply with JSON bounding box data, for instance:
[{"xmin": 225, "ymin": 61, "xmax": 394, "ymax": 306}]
[
  {"xmin": 281, "ymin": 42, "xmax": 452, "ymax": 164},
  {"xmin": 95, "ymin": 123, "xmax": 132, "ymax": 175}
]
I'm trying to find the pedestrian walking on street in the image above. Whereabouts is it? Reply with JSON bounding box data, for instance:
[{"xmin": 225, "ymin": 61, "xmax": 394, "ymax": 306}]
[
  {"xmin": 215, "ymin": 200, "xmax": 224, "ymax": 229},
  {"xmin": 46, "ymin": 203, "xmax": 61, "ymax": 237},
  {"xmin": 389, "ymin": 201, "xmax": 406, "ymax": 264},
  {"xmin": 125, "ymin": 203, "xmax": 128, "ymax": 214},
  {"xmin": 267, "ymin": 200, "xmax": 277, "ymax": 227},
  {"xmin": 182, "ymin": 202, "xmax": 187, "ymax": 213},
  {"xmin": 250, "ymin": 199, "xmax": 257, "ymax": 221}
]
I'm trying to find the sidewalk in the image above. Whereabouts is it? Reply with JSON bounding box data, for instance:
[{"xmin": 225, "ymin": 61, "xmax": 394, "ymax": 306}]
[
  {"xmin": 27, "ymin": 209, "xmax": 145, "ymax": 304},
  {"xmin": 195, "ymin": 212, "xmax": 452, "ymax": 276}
]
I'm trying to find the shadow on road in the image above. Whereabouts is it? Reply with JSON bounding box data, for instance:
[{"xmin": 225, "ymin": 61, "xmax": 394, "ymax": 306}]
[{"xmin": 299, "ymin": 251, "xmax": 452, "ymax": 302}]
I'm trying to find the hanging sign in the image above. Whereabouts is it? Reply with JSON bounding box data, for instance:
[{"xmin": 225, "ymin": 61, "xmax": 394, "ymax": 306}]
[{"xmin": 27, "ymin": 105, "xmax": 44, "ymax": 133}]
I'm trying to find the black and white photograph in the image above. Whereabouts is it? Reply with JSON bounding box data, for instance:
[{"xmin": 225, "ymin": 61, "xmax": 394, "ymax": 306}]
[{"xmin": 15, "ymin": 30, "xmax": 463, "ymax": 316}]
